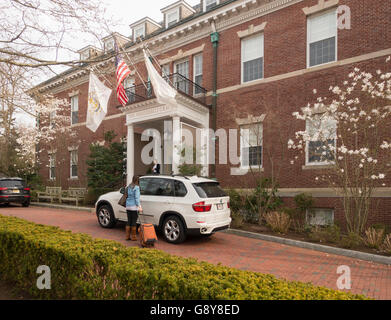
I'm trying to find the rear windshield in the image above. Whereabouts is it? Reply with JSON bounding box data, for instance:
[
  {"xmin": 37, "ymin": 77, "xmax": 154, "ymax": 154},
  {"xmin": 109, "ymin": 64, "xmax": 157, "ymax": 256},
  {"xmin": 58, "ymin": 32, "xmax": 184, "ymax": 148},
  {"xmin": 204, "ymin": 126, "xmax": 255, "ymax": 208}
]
[
  {"xmin": 192, "ymin": 182, "xmax": 227, "ymax": 198},
  {"xmin": 0, "ymin": 180, "xmax": 25, "ymax": 188}
]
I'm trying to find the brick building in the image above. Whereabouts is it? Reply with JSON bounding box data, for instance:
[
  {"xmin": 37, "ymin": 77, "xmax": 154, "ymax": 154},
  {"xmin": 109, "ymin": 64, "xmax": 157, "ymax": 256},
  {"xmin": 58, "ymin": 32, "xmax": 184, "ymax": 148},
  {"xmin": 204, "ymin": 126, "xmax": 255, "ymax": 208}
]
[{"xmin": 33, "ymin": 0, "xmax": 391, "ymax": 228}]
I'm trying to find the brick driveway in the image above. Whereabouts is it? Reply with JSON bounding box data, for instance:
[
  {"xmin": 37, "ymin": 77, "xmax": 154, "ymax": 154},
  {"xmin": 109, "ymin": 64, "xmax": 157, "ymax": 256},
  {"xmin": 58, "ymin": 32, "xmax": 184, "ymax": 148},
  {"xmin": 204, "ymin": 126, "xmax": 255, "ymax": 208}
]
[{"xmin": 1, "ymin": 205, "xmax": 390, "ymax": 300}]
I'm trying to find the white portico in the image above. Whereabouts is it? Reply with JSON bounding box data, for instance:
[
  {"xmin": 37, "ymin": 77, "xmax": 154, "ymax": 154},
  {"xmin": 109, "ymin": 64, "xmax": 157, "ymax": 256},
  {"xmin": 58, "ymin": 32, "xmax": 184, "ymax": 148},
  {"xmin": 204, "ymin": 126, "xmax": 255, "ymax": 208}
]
[{"xmin": 121, "ymin": 92, "xmax": 210, "ymax": 185}]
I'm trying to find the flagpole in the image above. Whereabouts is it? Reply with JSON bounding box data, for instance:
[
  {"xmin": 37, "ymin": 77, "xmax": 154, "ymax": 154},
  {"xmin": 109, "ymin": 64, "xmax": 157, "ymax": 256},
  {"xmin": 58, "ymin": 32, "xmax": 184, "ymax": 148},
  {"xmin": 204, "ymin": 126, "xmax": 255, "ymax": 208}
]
[
  {"xmin": 88, "ymin": 64, "xmax": 115, "ymax": 89},
  {"xmin": 145, "ymin": 45, "xmax": 176, "ymax": 89},
  {"xmin": 116, "ymin": 41, "xmax": 148, "ymax": 91}
]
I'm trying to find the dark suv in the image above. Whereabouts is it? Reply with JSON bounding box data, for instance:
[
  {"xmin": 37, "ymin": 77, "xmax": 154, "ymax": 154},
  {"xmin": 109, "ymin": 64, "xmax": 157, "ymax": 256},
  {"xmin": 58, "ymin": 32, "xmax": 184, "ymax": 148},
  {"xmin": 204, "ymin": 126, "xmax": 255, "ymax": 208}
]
[{"xmin": 0, "ymin": 178, "xmax": 31, "ymax": 207}]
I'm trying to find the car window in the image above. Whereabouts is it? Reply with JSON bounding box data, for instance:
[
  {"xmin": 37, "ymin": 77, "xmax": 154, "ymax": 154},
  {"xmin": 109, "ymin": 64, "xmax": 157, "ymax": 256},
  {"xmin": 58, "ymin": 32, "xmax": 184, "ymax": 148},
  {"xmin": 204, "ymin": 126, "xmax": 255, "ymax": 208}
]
[
  {"xmin": 0, "ymin": 180, "xmax": 25, "ymax": 188},
  {"xmin": 139, "ymin": 178, "xmax": 149, "ymax": 195},
  {"xmin": 192, "ymin": 182, "xmax": 227, "ymax": 198},
  {"xmin": 174, "ymin": 180, "xmax": 187, "ymax": 197},
  {"xmin": 142, "ymin": 178, "xmax": 174, "ymax": 197}
]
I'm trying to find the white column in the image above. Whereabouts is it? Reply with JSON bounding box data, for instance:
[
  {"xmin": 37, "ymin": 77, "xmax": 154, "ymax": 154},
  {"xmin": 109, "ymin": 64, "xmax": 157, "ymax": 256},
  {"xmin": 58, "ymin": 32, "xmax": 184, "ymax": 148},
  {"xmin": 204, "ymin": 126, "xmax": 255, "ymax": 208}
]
[
  {"xmin": 172, "ymin": 116, "xmax": 181, "ymax": 175},
  {"xmin": 127, "ymin": 123, "xmax": 134, "ymax": 185}
]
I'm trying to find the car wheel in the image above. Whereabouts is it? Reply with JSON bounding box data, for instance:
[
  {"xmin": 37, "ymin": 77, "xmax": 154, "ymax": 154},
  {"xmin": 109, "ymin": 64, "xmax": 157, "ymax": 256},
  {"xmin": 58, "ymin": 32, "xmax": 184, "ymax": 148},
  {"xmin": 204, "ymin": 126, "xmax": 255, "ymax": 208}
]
[
  {"xmin": 22, "ymin": 201, "xmax": 30, "ymax": 208},
  {"xmin": 163, "ymin": 215, "xmax": 186, "ymax": 244},
  {"xmin": 97, "ymin": 204, "xmax": 117, "ymax": 228}
]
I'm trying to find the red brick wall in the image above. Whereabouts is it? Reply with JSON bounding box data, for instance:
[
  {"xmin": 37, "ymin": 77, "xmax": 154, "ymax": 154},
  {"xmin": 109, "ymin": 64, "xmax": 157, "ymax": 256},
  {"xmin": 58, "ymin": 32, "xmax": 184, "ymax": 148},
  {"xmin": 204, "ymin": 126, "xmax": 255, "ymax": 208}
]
[{"xmin": 38, "ymin": 0, "xmax": 391, "ymax": 226}]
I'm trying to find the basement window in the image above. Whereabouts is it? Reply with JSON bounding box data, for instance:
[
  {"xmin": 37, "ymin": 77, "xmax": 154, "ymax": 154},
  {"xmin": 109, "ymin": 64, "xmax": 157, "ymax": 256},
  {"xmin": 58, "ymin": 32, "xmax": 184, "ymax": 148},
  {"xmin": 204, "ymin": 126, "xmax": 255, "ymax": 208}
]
[{"xmin": 306, "ymin": 208, "xmax": 334, "ymax": 226}]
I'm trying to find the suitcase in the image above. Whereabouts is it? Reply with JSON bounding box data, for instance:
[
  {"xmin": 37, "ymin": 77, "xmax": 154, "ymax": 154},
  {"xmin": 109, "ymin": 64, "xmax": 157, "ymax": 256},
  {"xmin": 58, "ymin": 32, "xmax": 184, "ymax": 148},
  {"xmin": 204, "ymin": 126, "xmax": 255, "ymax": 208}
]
[{"xmin": 139, "ymin": 223, "xmax": 157, "ymax": 248}]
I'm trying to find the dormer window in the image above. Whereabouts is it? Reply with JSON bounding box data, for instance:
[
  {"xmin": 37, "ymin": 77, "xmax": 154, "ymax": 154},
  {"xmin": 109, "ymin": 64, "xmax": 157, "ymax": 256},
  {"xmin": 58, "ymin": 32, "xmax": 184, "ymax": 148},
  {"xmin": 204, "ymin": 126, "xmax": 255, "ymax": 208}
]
[
  {"xmin": 134, "ymin": 25, "xmax": 145, "ymax": 40},
  {"xmin": 204, "ymin": 0, "xmax": 219, "ymax": 11},
  {"xmin": 80, "ymin": 50, "xmax": 90, "ymax": 61},
  {"xmin": 104, "ymin": 39, "xmax": 114, "ymax": 52},
  {"xmin": 166, "ymin": 8, "xmax": 180, "ymax": 28}
]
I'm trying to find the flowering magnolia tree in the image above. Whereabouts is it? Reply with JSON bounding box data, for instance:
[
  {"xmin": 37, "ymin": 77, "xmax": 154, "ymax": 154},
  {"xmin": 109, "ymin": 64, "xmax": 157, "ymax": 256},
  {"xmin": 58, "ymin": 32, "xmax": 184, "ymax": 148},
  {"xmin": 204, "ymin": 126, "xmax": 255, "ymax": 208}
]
[
  {"xmin": 288, "ymin": 57, "xmax": 391, "ymax": 234},
  {"xmin": 16, "ymin": 94, "xmax": 77, "ymax": 178}
]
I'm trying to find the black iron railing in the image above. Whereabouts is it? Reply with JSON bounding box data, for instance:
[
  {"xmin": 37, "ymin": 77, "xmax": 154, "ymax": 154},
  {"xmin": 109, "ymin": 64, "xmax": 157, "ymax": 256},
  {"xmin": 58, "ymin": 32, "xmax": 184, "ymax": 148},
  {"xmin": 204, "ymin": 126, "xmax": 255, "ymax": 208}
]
[{"xmin": 124, "ymin": 73, "xmax": 207, "ymax": 106}]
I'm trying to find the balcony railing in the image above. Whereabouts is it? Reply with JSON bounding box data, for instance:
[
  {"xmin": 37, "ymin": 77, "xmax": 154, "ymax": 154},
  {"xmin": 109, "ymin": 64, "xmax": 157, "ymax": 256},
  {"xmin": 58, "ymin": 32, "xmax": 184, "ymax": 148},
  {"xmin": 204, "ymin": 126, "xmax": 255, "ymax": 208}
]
[{"xmin": 124, "ymin": 73, "xmax": 207, "ymax": 106}]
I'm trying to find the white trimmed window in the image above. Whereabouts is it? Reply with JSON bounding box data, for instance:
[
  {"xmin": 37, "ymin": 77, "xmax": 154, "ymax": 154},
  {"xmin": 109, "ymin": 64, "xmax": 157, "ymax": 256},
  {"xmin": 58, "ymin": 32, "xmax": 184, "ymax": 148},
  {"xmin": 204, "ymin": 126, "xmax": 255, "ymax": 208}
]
[
  {"xmin": 307, "ymin": 208, "xmax": 334, "ymax": 226},
  {"xmin": 241, "ymin": 33, "xmax": 264, "ymax": 83},
  {"xmin": 134, "ymin": 25, "xmax": 145, "ymax": 40},
  {"xmin": 174, "ymin": 60, "xmax": 189, "ymax": 94},
  {"xmin": 161, "ymin": 64, "xmax": 170, "ymax": 81},
  {"xmin": 49, "ymin": 111, "xmax": 56, "ymax": 129},
  {"xmin": 80, "ymin": 50, "xmax": 89, "ymax": 61},
  {"xmin": 71, "ymin": 95, "xmax": 79, "ymax": 125},
  {"xmin": 70, "ymin": 150, "xmax": 78, "ymax": 179},
  {"xmin": 240, "ymin": 123, "xmax": 263, "ymax": 168},
  {"xmin": 204, "ymin": 0, "xmax": 219, "ymax": 11},
  {"xmin": 105, "ymin": 39, "xmax": 114, "ymax": 52},
  {"xmin": 166, "ymin": 8, "xmax": 180, "ymax": 28},
  {"xmin": 49, "ymin": 154, "xmax": 56, "ymax": 180},
  {"xmin": 193, "ymin": 54, "xmax": 203, "ymax": 95},
  {"xmin": 123, "ymin": 78, "xmax": 135, "ymax": 103},
  {"xmin": 306, "ymin": 118, "xmax": 337, "ymax": 165},
  {"xmin": 307, "ymin": 10, "xmax": 337, "ymax": 67}
]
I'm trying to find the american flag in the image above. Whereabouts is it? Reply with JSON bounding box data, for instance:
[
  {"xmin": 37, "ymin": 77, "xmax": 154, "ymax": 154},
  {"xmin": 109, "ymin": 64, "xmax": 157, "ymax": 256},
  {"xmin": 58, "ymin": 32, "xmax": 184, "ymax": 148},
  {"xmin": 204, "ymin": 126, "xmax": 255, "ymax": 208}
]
[{"xmin": 115, "ymin": 42, "xmax": 131, "ymax": 106}]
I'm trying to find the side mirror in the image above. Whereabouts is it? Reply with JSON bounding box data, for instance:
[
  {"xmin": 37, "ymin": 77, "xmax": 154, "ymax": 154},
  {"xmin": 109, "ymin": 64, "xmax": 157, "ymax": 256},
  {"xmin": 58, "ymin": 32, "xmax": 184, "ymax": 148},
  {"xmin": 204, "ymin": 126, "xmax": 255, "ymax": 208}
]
[{"xmin": 120, "ymin": 187, "xmax": 125, "ymax": 194}]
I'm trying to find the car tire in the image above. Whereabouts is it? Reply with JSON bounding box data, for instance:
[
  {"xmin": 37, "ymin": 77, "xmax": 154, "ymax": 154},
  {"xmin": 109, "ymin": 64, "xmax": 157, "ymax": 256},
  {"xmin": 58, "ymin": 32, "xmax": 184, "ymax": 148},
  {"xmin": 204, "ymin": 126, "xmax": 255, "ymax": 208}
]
[
  {"xmin": 22, "ymin": 201, "xmax": 30, "ymax": 208},
  {"xmin": 162, "ymin": 215, "xmax": 186, "ymax": 244},
  {"xmin": 97, "ymin": 204, "xmax": 117, "ymax": 228}
]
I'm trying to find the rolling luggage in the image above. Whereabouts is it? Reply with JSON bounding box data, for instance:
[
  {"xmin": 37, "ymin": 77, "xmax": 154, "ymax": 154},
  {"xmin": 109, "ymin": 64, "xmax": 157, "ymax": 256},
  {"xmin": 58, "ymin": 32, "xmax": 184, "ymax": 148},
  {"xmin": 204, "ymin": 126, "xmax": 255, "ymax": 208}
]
[{"xmin": 139, "ymin": 213, "xmax": 157, "ymax": 248}]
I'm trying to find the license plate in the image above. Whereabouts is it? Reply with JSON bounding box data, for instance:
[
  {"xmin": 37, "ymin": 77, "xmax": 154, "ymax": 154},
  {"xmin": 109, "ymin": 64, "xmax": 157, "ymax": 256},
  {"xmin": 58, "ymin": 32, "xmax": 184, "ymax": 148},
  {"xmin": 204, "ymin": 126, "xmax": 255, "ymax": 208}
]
[
  {"xmin": 216, "ymin": 204, "xmax": 223, "ymax": 210},
  {"xmin": 13, "ymin": 190, "xmax": 20, "ymax": 194}
]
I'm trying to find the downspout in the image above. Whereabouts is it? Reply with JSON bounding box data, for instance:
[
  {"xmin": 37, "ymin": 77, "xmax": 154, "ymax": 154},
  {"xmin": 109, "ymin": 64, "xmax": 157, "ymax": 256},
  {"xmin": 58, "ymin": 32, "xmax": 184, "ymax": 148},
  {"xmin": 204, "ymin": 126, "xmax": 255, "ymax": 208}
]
[{"xmin": 210, "ymin": 20, "xmax": 219, "ymax": 178}]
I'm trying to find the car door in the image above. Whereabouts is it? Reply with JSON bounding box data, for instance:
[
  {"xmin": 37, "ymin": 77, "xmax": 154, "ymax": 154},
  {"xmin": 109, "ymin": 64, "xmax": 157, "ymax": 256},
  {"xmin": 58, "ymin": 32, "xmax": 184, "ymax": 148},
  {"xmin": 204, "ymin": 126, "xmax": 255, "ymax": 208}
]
[{"xmin": 140, "ymin": 177, "xmax": 174, "ymax": 225}]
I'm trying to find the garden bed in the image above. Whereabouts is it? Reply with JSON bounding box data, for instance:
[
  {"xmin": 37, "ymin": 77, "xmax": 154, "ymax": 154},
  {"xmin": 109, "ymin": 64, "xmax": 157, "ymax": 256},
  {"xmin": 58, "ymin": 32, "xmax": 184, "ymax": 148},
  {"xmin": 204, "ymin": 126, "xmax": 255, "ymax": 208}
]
[{"xmin": 233, "ymin": 222, "xmax": 391, "ymax": 258}]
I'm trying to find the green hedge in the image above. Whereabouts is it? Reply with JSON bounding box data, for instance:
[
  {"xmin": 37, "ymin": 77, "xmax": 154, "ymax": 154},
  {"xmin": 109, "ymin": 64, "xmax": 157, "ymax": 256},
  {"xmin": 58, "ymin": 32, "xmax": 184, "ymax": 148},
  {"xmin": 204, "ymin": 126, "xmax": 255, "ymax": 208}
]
[{"xmin": 0, "ymin": 214, "xmax": 368, "ymax": 300}]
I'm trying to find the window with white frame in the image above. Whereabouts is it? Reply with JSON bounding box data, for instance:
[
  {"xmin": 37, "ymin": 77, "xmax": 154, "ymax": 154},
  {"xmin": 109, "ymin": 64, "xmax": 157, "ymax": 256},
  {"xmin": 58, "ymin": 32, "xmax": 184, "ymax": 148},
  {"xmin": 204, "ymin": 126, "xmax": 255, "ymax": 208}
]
[
  {"xmin": 105, "ymin": 39, "xmax": 114, "ymax": 52},
  {"xmin": 204, "ymin": 0, "xmax": 219, "ymax": 11},
  {"xmin": 193, "ymin": 54, "xmax": 203, "ymax": 95},
  {"xmin": 123, "ymin": 78, "xmax": 135, "ymax": 103},
  {"xmin": 241, "ymin": 33, "xmax": 264, "ymax": 83},
  {"xmin": 306, "ymin": 117, "xmax": 337, "ymax": 165},
  {"xmin": 49, "ymin": 110, "xmax": 56, "ymax": 129},
  {"xmin": 306, "ymin": 208, "xmax": 334, "ymax": 226},
  {"xmin": 71, "ymin": 95, "xmax": 79, "ymax": 125},
  {"xmin": 80, "ymin": 50, "xmax": 89, "ymax": 61},
  {"xmin": 240, "ymin": 123, "xmax": 263, "ymax": 168},
  {"xmin": 70, "ymin": 150, "xmax": 78, "ymax": 179},
  {"xmin": 174, "ymin": 60, "xmax": 189, "ymax": 94},
  {"xmin": 307, "ymin": 10, "xmax": 337, "ymax": 67},
  {"xmin": 134, "ymin": 25, "xmax": 145, "ymax": 40},
  {"xmin": 166, "ymin": 8, "xmax": 180, "ymax": 28},
  {"xmin": 49, "ymin": 154, "xmax": 56, "ymax": 180},
  {"xmin": 161, "ymin": 64, "xmax": 170, "ymax": 80}
]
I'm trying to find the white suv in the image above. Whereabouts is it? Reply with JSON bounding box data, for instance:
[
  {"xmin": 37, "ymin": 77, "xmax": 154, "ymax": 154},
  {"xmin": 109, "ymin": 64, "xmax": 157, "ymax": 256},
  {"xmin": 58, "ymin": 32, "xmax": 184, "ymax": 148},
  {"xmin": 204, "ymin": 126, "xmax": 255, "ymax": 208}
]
[{"xmin": 95, "ymin": 175, "xmax": 231, "ymax": 244}]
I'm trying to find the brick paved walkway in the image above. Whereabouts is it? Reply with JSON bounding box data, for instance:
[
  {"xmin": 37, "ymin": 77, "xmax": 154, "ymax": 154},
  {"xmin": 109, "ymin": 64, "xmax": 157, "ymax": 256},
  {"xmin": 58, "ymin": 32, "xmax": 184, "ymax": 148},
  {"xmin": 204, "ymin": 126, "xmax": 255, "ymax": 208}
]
[{"xmin": 1, "ymin": 206, "xmax": 390, "ymax": 300}]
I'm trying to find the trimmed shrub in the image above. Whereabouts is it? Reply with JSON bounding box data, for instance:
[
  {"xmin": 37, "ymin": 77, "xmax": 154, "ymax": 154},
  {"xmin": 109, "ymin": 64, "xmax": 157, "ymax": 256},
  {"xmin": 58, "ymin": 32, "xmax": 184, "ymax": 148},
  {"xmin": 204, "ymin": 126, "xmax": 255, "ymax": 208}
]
[{"xmin": 0, "ymin": 214, "xmax": 367, "ymax": 300}]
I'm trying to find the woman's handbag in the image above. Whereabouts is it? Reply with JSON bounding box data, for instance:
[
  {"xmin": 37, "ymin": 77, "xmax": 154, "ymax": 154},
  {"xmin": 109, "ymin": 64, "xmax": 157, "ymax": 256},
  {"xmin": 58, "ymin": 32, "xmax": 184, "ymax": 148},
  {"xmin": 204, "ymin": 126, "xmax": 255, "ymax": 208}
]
[{"xmin": 118, "ymin": 187, "xmax": 128, "ymax": 207}]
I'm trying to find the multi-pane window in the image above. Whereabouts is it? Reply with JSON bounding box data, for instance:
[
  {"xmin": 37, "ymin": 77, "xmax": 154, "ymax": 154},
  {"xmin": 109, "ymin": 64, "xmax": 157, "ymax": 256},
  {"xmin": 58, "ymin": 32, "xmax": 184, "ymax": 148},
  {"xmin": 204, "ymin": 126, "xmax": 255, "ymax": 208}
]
[
  {"xmin": 166, "ymin": 9, "xmax": 179, "ymax": 28},
  {"xmin": 49, "ymin": 111, "xmax": 56, "ymax": 129},
  {"xmin": 307, "ymin": 10, "xmax": 337, "ymax": 67},
  {"xmin": 161, "ymin": 64, "xmax": 170, "ymax": 83},
  {"xmin": 174, "ymin": 60, "xmax": 189, "ymax": 94},
  {"xmin": 193, "ymin": 54, "xmax": 203, "ymax": 95},
  {"xmin": 80, "ymin": 51, "xmax": 89, "ymax": 61},
  {"xmin": 241, "ymin": 33, "xmax": 264, "ymax": 83},
  {"xmin": 240, "ymin": 123, "xmax": 263, "ymax": 168},
  {"xmin": 49, "ymin": 154, "xmax": 56, "ymax": 180},
  {"xmin": 71, "ymin": 95, "xmax": 78, "ymax": 125},
  {"xmin": 306, "ymin": 118, "xmax": 337, "ymax": 165},
  {"xmin": 134, "ymin": 25, "xmax": 145, "ymax": 40},
  {"xmin": 306, "ymin": 208, "xmax": 334, "ymax": 226},
  {"xmin": 105, "ymin": 39, "xmax": 114, "ymax": 52},
  {"xmin": 70, "ymin": 150, "xmax": 78, "ymax": 178},
  {"xmin": 123, "ymin": 78, "xmax": 135, "ymax": 103},
  {"xmin": 205, "ymin": 0, "xmax": 219, "ymax": 11}
]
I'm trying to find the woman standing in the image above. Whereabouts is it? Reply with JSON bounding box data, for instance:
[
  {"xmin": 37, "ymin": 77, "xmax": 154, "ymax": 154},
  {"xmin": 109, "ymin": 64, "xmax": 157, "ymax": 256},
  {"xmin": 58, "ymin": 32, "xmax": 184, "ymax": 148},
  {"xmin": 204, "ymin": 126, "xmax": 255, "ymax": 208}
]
[{"xmin": 125, "ymin": 176, "xmax": 143, "ymax": 241}]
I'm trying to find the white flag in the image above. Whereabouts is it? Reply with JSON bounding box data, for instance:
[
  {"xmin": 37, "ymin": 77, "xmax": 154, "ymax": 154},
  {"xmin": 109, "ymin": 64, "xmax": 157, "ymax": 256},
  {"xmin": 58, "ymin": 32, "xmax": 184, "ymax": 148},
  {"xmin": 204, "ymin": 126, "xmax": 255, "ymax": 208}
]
[
  {"xmin": 143, "ymin": 49, "xmax": 177, "ymax": 106},
  {"xmin": 86, "ymin": 72, "xmax": 112, "ymax": 133}
]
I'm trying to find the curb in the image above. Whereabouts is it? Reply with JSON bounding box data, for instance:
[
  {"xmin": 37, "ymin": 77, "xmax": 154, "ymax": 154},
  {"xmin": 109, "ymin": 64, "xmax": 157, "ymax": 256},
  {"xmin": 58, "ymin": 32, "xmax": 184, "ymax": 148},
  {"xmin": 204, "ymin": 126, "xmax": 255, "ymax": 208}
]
[
  {"xmin": 224, "ymin": 228, "xmax": 391, "ymax": 266},
  {"xmin": 31, "ymin": 202, "xmax": 94, "ymax": 213}
]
